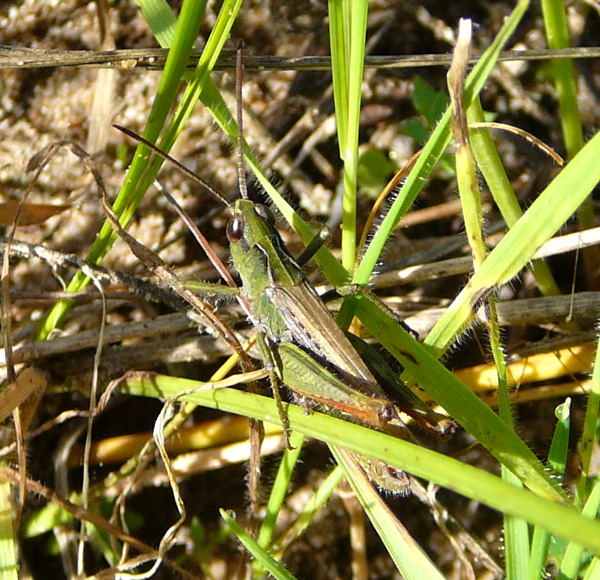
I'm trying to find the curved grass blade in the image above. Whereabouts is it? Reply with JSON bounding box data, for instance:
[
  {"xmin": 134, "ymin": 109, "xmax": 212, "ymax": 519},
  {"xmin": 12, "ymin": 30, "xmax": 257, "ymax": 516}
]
[{"xmin": 120, "ymin": 373, "xmax": 600, "ymax": 555}]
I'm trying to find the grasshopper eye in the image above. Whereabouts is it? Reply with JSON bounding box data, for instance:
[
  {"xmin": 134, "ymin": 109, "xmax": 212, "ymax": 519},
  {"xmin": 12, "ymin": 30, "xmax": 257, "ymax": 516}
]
[{"xmin": 227, "ymin": 214, "xmax": 244, "ymax": 243}]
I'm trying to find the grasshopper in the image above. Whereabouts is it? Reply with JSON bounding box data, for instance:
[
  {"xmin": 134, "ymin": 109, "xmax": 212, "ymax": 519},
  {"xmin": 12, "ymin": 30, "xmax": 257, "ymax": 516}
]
[
  {"xmin": 113, "ymin": 40, "xmax": 453, "ymax": 488},
  {"xmin": 226, "ymin": 196, "xmax": 454, "ymax": 492},
  {"xmin": 115, "ymin": 121, "xmax": 451, "ymax": 493}
]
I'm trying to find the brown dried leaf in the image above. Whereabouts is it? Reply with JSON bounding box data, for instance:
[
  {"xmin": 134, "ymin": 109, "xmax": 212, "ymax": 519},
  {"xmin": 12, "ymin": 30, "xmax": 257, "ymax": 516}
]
[
  {"xmin": 0, "ymin": 366, "xmax": 47, "ymax": 425},
  {"xmin": 0, "ymin": 201, "xmax": 70, "ymax": 226}
]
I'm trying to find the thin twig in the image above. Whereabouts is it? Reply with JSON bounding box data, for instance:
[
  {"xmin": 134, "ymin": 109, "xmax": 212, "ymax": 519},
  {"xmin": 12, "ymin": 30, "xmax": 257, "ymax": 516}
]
[{"xmin": 1, "ymin": 46, "xmax": 599, "ymax": 71}]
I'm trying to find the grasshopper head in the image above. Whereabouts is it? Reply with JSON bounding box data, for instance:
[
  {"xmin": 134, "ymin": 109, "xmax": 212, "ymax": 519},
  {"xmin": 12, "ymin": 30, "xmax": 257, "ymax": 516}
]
[{"xmin": 226, "ymin": 199, "xmax": 279, "ymax": 248}]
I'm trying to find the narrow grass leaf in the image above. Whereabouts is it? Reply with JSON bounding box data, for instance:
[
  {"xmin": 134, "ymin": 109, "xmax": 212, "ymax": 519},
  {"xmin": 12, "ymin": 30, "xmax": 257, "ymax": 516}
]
[
  {"xmin": 0, "ymin": 481, "xmax": 18, "ymax": 580},
  {"xmin": 37, "ymin": 0, "xmax": 209, "ymax": 339},
  {"xmin": 256, "ymin": 431, "xmax": 305, "ymax": 559},
  {"xmin": 529, "ymin": 399, "xmax": 571, "ymax": 579},
  {"xmin": 355, "ymin": 296, "xmax": 559, "ymax": 499},
  {"xmin": 559, "ymin": 480, "xmax": 600, "ymax": 578},
  {"xmin": 467, "ymin": 97, "xmax": 561, "ymax": 297},
  {"xmin": 134, "ymin": 0, "xmax": 178, "ymax": 47},
  {"xmin": 271, "ymin": 467, "xmax": 345, "ymax": 560},
  {"xmin": 355, "ymin": 0, "xmax": 530, "ymax": 284},
  {"xmin": 221, "ymin": 509, "xmax": 298, "ymax": 580}
]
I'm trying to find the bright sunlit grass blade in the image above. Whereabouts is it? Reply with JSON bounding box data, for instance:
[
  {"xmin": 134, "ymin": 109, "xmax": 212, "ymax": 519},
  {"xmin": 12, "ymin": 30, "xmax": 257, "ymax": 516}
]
[
  {"xmin": 540, "ymin": 0, "xmax": 597, "ymax": 289},
  {"xmin": 540, "ymin": 0, "xmax": 584, "ymax": 159},
  {"xmin": 328, "ymin": 0, "xmax": 368, "ymax": 270},
  {"xmin": 134, "ymin": 0, "xmax": 178, "ymax": 47},
  {"xmin": 548, "ymin": 399, "xmax": 571, "ymax": 478},
  {"xmin": 467, "ymin": 97, "xmax": 561, "ymax": 297},
  {"xmin": 354, "ymin": 297, "xmax": 559, "ymax": 500},
  {"xmin": 354, "ymin": 0, "xmax": 530, "ymax": 285},
  {"xmin": 37, "ymin": 0, "xmax": 245, "ymax": 342},
  {"xmin": 328, "ymin": 1, "xmax": 349, "ymax": 150},
  {"xmin": 448, "ymin": 20, "xmax": 531, "ymax": 572},
  {"xmin": 425, "ymin": 129, "xmax": 600, "ymax": 354},
  {"xmin": 584, "ymin": 558, "xmax": 600, "ymax": 580},
  {"xmin": 559, "ymin": 481, "xmax": 600, "ymax": 577},
  {"xmin": 120, "ymin": 373, "xmax": 600, "ymax": 554}
]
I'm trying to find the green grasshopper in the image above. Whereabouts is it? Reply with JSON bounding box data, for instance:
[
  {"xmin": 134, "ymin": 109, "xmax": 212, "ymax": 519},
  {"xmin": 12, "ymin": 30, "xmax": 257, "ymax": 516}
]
[
  {"xmin": 113, "ymin": 118, "xmax": 448, "ymax": 492},
  {"xmin": 225, "ymin": 196, "xmax": 454, "ymax": 492}
]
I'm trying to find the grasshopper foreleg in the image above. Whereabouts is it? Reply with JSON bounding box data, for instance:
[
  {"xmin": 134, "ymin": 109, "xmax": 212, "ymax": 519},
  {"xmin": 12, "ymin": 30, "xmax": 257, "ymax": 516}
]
[{"xmin": 295, "ymin": 226, "xmax": 331, "ymax": 267}]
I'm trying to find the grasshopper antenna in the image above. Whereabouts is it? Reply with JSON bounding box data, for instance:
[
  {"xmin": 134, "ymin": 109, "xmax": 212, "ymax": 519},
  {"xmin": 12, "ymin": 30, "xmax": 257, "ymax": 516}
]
[
  {"xmin": 113, "ymin": 124, "xmax": 231, "ymax": 208},
  {"xmin": 235, "ymin": 43, "xmax": 249, "ymax": 200}
]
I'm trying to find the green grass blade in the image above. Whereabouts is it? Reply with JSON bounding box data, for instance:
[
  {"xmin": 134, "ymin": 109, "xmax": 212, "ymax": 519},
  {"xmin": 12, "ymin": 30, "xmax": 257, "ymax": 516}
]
[
  {"xmin": 548, "ymin": 399, "xmax": 571, "ymax": 477},
  {"xmin": 447, "ymin": 27, "xmax": 531, "ymax": 567},
  {"xmin": 255, "ymin": 431, "xmax": 305, "ymax": 563},
  {"xmin": 134, "ymin": 0, "xmax": 178, "ymax": 47},
  {"xmin": 540, "ymin": 0, "xmax": 596, "ymax": 286},
  {"xmin": 119, "ymin": 374, "xmax": 600, "ymax": 554},
  {"xmin": 36, "ymin": 0, "xmax": 209, "ymax": 340},
  {"xmin": 584, "ymin": 557, "xmax": 600, "ymax": 580},
  {"xmin": 354, "ymin": 296, "xmax": 559, "ymax": 500},
  {"xmin": 502, "ymin": 465, "xmax": 530, "ymax": 580},
  {"xmin": 220, "ymin": 509, "xmax": 298, "ymax": 580},
  {"xmin": 331, "ymin": 446, "xmax": 445, "ymax": 580},
  {"xmin": 467, "ymin": 97, "xmax": 561, "ymax": 297},
  {"xmin": 540, "ymin": 0, "xmax": 584, "ymax": 159},
  {"xmin": 529, "ymin": 399, "xmax": 571, "ymax": 579},
  {"xmin": 328, "ymin": 0, "xmax": 368, "ymax": 270},
  {"xmin": 0, "ymin": 481, "xmax": 18, "ymax": 580},
  {"xmin": 271, "ymin": 467, "xmax": 345, "ymax": 560},
  {"xmin": 156, "ymin": 0, "xmax": 244, "ymax": 156},
  {"xmin": 354, "ymin": 0, "xmax": 530, "ymax": 285},
  {"xmin": 559, "ymin": 480, "xmax": 600, "ymax": 578},
  {"xmin": 328, "ymin": 0, "xmax": 349, "ymax": 150}
]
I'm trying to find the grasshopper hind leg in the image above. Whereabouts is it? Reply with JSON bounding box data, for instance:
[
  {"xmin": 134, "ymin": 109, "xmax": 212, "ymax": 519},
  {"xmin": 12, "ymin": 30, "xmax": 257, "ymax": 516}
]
[{"xmin": 256, "ymin": 333, "xmax": 293, "ymax": 448}]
